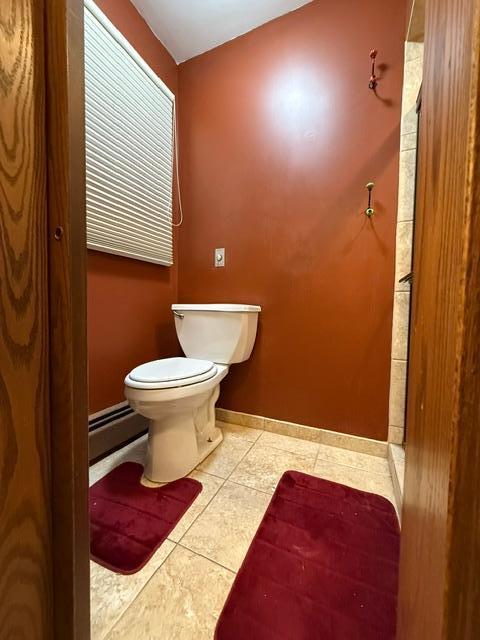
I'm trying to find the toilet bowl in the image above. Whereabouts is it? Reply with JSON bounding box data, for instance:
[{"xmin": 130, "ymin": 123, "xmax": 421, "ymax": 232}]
[{"xmin": 124, "ymin": 304, "xmax": 261, "ymax": 482}]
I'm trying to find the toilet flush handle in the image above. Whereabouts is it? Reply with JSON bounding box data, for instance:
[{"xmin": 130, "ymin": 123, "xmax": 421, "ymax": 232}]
[{"xmin": 173, "ymin": 310, "xmax": 184, "ymax": 319}]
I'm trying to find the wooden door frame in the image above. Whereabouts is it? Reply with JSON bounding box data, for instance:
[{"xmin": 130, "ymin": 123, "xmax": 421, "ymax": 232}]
[
  {"xmin": 398, "ymin": 0, "xmax": 480, "ymax": 637},
  {"xmin": 42, "ymin": 0, "xmax": 90, "ymax": 637},
  {"xmin": 1, "ymin": 2, "xmax": 53, "ymax": 636},
  {"xmin": 45, "ymin": 0, "xmax": 90, "ymax": 637},
  {"xmin": 1, "ymin": 1, "xmax": 89, "ymax": 637}
]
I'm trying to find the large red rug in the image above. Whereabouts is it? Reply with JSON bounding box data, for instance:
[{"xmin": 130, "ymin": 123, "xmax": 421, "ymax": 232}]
[
  {"xmin": 90, "ymin": 461, "xmax": 202, "ymax": 574},
  {"xmin": 216, "ymin": 470, "xmax": 400, "ymax": 640}
]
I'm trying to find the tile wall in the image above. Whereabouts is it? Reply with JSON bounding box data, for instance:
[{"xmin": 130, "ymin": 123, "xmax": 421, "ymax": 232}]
[{"xmin": 388, "ymin": 42, "xmax": 424, "ymax": 445}]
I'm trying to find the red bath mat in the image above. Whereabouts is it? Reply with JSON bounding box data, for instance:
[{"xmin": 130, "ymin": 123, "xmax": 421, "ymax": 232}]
[
  {"xmin": 90, "ymin": 462, "xmax": 202, "ymax": 574},
  {"xmin": 216, "ymin": 470, "xmax": 400, "ymax": 640}
]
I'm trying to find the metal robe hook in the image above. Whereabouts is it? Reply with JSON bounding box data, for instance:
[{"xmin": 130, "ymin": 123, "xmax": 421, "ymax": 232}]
[
  {"xmin": 369, "ymin": 50, "xmax": 378, "ymax": 90},
  {"xmin": 365, "ymin": 182, "xmax": 375, "ymax": 217}
]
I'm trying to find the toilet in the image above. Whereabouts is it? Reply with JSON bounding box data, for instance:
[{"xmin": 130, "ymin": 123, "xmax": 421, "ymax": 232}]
[{"xmin": 124, "ymin": 303, "xmax": 261, "ymax": 483}]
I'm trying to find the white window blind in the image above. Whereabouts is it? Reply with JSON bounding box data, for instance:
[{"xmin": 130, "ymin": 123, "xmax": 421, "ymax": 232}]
[{"xmin": 84, "ymin": 0, "xmax": 174, "ymax": 265}]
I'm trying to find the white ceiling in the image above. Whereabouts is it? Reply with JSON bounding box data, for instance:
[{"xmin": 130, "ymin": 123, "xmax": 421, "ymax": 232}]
[{"xmin": 130, "ymin": 0, "xmax": 313, "ymax": 64}]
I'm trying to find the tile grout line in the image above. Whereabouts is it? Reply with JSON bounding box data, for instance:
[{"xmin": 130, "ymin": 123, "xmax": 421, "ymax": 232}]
[
  {"xmin": 256, "ymin": 432, "xmax": 320, "ymax": 460},
  {"xmin": 170, "ymin": 425, "xmax": 263, "ymax": 544},
  {"xmin": 224, "ymin": 434, "xmax": 259, "ymax": 481},
  {"xmin": 169, "ymin": 475, "xmax": 227, "ymax": 545},
  {"xmin": 258, "ymin": 432, "xmax": 390, "ymax": 477},
  {"xmin": 194, "ymin": 467, "xmax": 228, "ymax": 481},
  {"xmin": 97, "ymin": 541, "xmax": 177, "ymax": 640},
  {"xmin": 225, "ymin": 428, "xmax": 391, "ymax": 484},
  {"xmin": 313, "ymin": 443, "xmax": 321, "ymax": 472},
  {"xmin": 315, "ymin": 449, "xmax": 391, "ymax": 477},
  {"xmin": 226, "ymin": 476, "xmax": 274, "ymax": 497},
  {"xmin": 176, "ymin": 541, "xmax": 238, "ymax": 575},
  {"xmin": 315, "ymin": 454, "xmax": 393, "ymax": 479}
]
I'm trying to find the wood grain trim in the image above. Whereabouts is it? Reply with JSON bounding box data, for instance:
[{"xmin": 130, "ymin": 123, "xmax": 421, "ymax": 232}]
[
  {"xmin": 398, "ymin": 0, "xmax": 480, "ymax": 637},
  {"xmin": 0, "ymin": 1, "xmax": 53, "ymax": 636},
  {"xmin": 44, "ymin": 0, "xmax": 90, "ymax": 637},
  {"xmin": 444, "ymin": 2, "xmax": 480, "ymax": 634}
]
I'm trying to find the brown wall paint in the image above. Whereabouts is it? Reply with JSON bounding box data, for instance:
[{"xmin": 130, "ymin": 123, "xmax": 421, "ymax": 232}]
[
  {"xmin": 178, "ymin": 0, "xmax": 405, "ymax": 439},
  {"xmin": 88, "ymin": 0, "xmax": 405, "ymax": 440},
  {"xmin": 87, "ymin": 0, "xmax": 180, "ymax": 414}
]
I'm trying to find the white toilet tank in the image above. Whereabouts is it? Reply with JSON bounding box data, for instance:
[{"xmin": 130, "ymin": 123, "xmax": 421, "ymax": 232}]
[{"xmin": 172, "ymin": 304, "xmax": 261, "ymax": 364}]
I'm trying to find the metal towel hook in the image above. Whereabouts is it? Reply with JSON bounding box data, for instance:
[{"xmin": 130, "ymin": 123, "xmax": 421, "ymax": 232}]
[
  {"xmin": 369, "ymin": 50, "xmax": 378, "ymax": 90},
  {"xmin": 365, "ymin": 182, "xmax": 375, "ymax": 217}
]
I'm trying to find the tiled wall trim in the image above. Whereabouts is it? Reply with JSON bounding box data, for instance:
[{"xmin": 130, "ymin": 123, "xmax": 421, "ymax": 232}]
[
  {"xmin": 388, "ymin": 425, "xmax": 404, "ymax": 445},
  {"xmin": 395, "ymin": 221, "xmax": 414, "ymax": 290},
  {"xmin": 388, "ymin": 41, "xmax": 423, "ymax": 445},
  {"xmin": 389, "ymin": 359, "xmax": 408, "ymax": 428},
  {"xmin": 388, "ymin": 443, "xmax": 405, "ymax": 517},
  {"xmin": 216, "ymin": 408, "xmax": 388, "ymax": 458}
]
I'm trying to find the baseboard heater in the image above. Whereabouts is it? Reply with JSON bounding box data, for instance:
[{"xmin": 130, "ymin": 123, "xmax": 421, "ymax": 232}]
[{"xmin": 89, "ymin": 401, "xmax": 147, "ymax": 462}]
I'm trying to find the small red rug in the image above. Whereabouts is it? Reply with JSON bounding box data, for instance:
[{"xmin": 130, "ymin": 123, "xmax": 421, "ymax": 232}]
[
  {"xmin": 216, "ymin": 471, "xmax": 400, "ymax": 640},
  {"xmin": 90, "ymin": 462, "xmax": 202, "ymax": 574}
]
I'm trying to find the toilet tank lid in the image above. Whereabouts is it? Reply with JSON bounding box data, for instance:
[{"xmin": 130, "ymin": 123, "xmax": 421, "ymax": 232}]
[{"xmin": 172, "ymin": 303, "xmax": 261, "ymax": 313}]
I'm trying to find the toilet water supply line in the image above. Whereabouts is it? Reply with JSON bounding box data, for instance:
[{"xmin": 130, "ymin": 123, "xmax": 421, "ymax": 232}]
[{"xmin": 173, "ymin": 101, "xmax": 184, "ymax": 227}]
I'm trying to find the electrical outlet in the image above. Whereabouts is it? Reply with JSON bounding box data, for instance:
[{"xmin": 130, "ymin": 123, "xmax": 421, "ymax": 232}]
[{"xmin": 215, "ymin": 248, "xmax": 225, "ymax": 267}]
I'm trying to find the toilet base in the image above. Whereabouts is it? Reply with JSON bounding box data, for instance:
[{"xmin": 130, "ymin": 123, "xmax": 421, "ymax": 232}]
[
  {"xmin": 196, "ymin": 425, "xmax": 223, "ymax": 466},
  {"xmin": 143, "ymin": 426, "xmax": 222, "ymax": 485},
  {"xmin": 140, "ymin": 385, "xmax": 223, "ymax": 483}
]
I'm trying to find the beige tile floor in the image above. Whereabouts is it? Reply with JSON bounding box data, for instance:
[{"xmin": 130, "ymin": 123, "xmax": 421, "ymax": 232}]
[{"xmin": 89, "ymin": 421, "xmax": 397, "ymax": 639}]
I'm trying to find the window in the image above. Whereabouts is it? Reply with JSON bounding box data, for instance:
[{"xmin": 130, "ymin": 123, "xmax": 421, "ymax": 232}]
[{"xmin": 84, "ymin": 0, "xmax": 174, "ymax": 265}]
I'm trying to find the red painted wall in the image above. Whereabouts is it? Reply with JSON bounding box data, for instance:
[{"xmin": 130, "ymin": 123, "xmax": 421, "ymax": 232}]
[
  {"xmin": 177, "ymin": 0, "xmax": 405, "ymax": 439},
  {"xmin": 87, "ymin": 0, "xmax": 180, "ymax": 414}
]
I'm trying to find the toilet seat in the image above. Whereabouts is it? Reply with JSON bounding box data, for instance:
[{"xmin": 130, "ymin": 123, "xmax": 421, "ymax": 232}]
[{"xmin": 125, "ymin": 357, "xmax": 217, "ymax": 390}]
